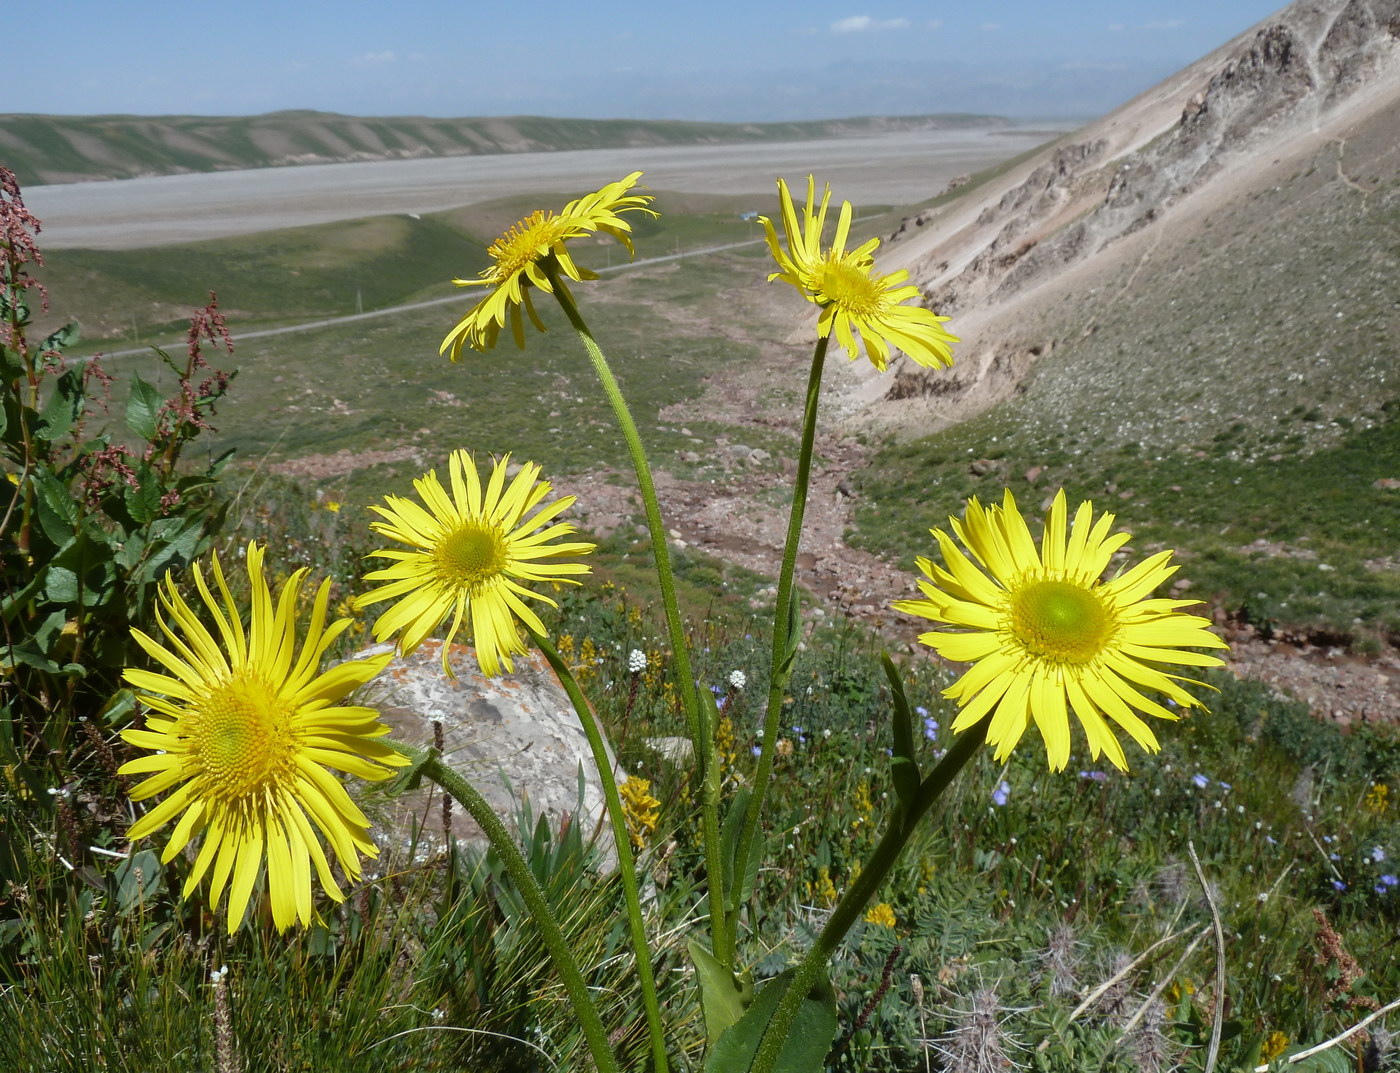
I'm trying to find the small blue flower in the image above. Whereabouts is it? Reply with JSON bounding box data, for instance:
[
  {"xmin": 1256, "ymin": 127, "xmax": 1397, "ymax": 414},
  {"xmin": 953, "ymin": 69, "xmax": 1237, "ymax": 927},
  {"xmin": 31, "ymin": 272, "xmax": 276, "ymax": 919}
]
[
  {"xmin": 751, "ymin": 745, "xmax": 762, "ymax": 757},
  {"xmin": 1332, "ymin": 879, "xmax": 1347, "ymax": 892},
  {"xmin": 1078, "ymin": 771, "xmax": 1107, "ymax": 783},
  {"xmin": 1218, "ymin": 781, "xmax": 1231, "ymax": 792},
  {"xmin": 1330, "ymin": 853, "xmax": 1341, "ymax": 861},
  {"xmin": 1376, "ymin": 884, "xmax": 1388, "ymax": 895},
  {"xmin": 1192, "ymin": 773, "xmax": 1209, "ymax": 789},
  {"xmin": 1383, "ymin": 874, "xmax": 1398, "ymax": 887},
  {"xmin": 923, "ymin": 717, "xmax": 939, "ymax": 741},
  {"xmin": 1372, "ymin": 846, "xmax": 1387, "ymax": 863},
  {"xmin": 1266, "ymin": 835, "xmax": 1278, "ymax": 845},
  {"xmin": 914, "ymin": 706, "xmax": 929, "ymax": 717},
  {"xmin": 992, "ymin": 780, "xmax": 1011, "ymax": 807}
]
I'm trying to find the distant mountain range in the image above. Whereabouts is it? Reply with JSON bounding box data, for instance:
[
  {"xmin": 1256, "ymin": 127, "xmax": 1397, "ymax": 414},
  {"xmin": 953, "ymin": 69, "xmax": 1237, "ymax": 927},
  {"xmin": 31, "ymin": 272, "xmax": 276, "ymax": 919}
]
[{"xmin": 0, "ymin": 111, "xmax": 1010, "ymax": 188}]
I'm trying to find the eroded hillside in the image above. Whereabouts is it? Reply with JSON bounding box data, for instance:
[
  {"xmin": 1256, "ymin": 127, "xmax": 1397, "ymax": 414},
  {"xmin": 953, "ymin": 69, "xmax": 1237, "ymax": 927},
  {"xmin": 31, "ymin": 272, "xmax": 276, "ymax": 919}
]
[{"xmin": 856, "ymin": 0, "xmax": 1400, "ymax": 455}]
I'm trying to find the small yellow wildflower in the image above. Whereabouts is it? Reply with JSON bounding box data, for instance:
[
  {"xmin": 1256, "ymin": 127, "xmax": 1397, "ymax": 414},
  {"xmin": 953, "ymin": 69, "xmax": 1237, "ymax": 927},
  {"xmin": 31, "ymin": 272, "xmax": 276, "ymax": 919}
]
[
  {"xmin": 806, "ymin": 866, "xmax": 838, "ymax": 908},
  {"xmin": 1260, "ymin": 1031, "xmax": 1289, "ymax": 1064},
  {"xmin": 864, "ymin": 902, "xmax": 897, "ymax": 928},
  {"xmin": 1365, "ymin": 782, "xmax": 1390, "ymax": 814},
  {"xmin": 619, "ymin": 775, "xmax": 660, "ymax": 850}
]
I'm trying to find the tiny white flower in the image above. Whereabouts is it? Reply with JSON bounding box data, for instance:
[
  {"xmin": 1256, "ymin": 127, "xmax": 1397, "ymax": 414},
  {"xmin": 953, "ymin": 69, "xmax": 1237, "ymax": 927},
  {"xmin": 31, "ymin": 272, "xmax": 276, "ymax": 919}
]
[
  {"xmin": 628, "ymin": 649, "xmax": 646, "ymax": 673},
  {"xmin": 729, "ymin": 669, "xmax": 747, "ymax": 690},
  {"xmin": 822, "ymin": 728, "xmax": 832, "ymax": 739}
]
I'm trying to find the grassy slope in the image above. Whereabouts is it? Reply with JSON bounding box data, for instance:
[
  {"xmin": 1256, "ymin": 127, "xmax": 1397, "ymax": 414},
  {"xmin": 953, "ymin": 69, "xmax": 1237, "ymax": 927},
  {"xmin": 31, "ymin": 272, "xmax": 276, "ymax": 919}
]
[
  {"xmin": 852, "ymin": 129, "xmax": 1400, "ymax": 636},
  {"xmin": 1, "ymin": 110, "xmax": 1006, "ymax": 187}
]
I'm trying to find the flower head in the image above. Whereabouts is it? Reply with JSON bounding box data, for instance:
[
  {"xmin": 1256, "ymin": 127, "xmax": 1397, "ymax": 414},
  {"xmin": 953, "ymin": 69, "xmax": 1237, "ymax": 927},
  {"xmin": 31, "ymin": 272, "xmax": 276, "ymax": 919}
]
[
  {"xmin": 864, "ymin": 902, "xmax": 897, "ymax": 927},
  {"xmin": 118, "ymin": 543, "xmax": 405, "ymax": 933},
  {"xmin": 761, "ymin": 175, "xmax": 957, "ymax": 371},
  {"xmin": 441, "ymin": 172, "xmax": 656, "ymax": 356},
  {"xmin": 357, "ymin": 451, "xmax": 595, "ymax": 678},
  {"xmin": 893, "ymin": 489, "xmax": 1228, "ymax": 771},
  {"xmin": 619, "ymin": 774, "xmax": 661, "ymax": 850}
]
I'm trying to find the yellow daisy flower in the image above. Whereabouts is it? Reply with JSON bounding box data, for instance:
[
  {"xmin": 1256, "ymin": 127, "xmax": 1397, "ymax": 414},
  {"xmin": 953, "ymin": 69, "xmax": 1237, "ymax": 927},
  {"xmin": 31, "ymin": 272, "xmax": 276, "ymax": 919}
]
[
  {"xmin": 761, "ymin": 175, "xmax": 957, "ymax": 372},
  {"xmin": 357, "ymin": 451, "xmax": 595, "ymax": 678},
  {"xmin": 118, "ymin": 543, "xmax": 405, "ymax": 934},
  {"xmin": 440, "ymin": 171, "xmax": 656, "ymax": 357},
  {"xmin": 893, "ymin": 489, "xmax": 1228, "ymax": 771}
]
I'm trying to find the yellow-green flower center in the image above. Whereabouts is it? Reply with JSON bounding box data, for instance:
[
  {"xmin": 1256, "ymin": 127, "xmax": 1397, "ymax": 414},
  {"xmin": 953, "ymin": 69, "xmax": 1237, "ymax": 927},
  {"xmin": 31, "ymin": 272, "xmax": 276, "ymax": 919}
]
[
  {"xmin": 195, "ymin": 673, "xmax": 296, "ymax": 798},
  {"xmin": 435, "ymin": 521, "xmax": 508, "ymax": 592},
  {"xmin": 487, "ymin": 210, "xmax": 569, "ymax": 281},
  {"xmin": 1008, "ymin": 579, "xmax": 1116, "ymax": 664},
  {"xmin": 818, "ymin": 255, "xmax": 884, "ymax": 315}
]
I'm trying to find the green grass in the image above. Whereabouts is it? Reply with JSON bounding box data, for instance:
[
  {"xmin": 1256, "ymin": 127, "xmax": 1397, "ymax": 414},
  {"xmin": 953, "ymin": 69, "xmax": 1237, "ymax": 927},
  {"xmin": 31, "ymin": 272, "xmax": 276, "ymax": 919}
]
[
  {"xmin": 9, "ymin": 567, "xmax": 1398, "ymax": 1073},
  {"xmin": 851, "ymin": 401, "xmax": 1400, "ymax": 635}
]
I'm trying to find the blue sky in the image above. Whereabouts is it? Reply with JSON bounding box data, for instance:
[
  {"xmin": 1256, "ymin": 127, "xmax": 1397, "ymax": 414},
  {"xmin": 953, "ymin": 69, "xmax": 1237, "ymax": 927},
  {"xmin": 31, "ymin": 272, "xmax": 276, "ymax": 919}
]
[{"xmin": 18, "ymin": 1, "xmax": 1289, "ymax": 121}]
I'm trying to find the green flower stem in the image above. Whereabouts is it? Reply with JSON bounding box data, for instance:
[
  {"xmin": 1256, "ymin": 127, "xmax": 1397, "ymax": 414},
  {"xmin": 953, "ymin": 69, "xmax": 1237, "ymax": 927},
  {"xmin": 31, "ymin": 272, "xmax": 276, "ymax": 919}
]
[
  {"xmin": 543, "ymin": 265, "xmax": 732, "ymax": 967},
  {"xmin": 727, "ymin": 335, "xmax": 829, "ymax": 954},
  {"xmin": 532, "ymin": 631, "xmax": 669, "ymax": 1073},
  {"xmin": 748, "ymin": 721, "xmax": 988, "ymax": 1073},
  {"xmin": 386, "ymin": 740, "xmax": 622, "ymax": 1073}
]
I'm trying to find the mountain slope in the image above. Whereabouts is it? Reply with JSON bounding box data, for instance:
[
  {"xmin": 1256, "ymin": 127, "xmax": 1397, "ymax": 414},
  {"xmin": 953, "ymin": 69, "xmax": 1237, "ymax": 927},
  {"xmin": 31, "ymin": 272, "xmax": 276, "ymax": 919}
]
[{"xmin": 852, "ymin": 0, "xmax": 1399, "ymax": 456}]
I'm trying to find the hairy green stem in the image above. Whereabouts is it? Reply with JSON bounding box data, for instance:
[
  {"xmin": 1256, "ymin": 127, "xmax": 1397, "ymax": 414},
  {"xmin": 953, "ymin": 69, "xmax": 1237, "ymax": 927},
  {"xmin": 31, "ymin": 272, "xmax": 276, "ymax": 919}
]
[
  {"xmin": 386, "ymin": 740, "xmax": 622, "ymax": 1073},
  {"xmin": 543, "ymin": 265, "xmax": 732, "ymax": 966},
  {"xmin": 748, "ymin": 721, "xmax": 988, "ymax": 1073},
  {"xmin": 727, "ymin": 335, "xmax": 829, "ymax": 951},
  {"xmin": 533, "ymin": 631, "xmax": 669, "ymax": 1073}
]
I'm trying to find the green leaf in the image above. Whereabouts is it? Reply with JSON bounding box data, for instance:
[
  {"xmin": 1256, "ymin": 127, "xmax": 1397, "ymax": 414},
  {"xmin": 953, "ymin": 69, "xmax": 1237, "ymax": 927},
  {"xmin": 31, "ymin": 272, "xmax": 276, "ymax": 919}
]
[
  {"xmin": 125, "ymin": 375, "xmax": 164, "ymax": 442},
  {"xmin": 123, "ymin": 464, "xmax": 165, "ymax": 525},
  {"xmin": 777, "ymin": 588, "xmax": 801, "ymax": 677},
  {"xmin": 36, "ymin": 367, "xmax": 85, "ymax": 445},
  {"xmin": 882, "ymin": 654, "xmax": 920, "ymax": 808},
  {"xmin": 703, "ymin": 967, "xmax": 838, "ymax": 1073},
  {"xmin": 39, "ymin": 321, "xmax": 80, "ymax": 353},
  {"xmin": 687, "ymin": 939, "xmax": 754, "ymax": 1045},
  {"xmin": 0, "ymin": 287, "xmax": 30, "ymax": 326},
  {"xmin": 112, "ymin": 849, "xmax": 164, "ymax": 914},
  {"xmin": 1286, "ymin": 1045, "xmax": 1354, "ymax": 1072},
  {"xmin": 720, "ymin": 787, "xmax": 763, "ymax": 905},
  {"xmin": 389, "ymin": 747, "xmax": 439, "ymax": 794}
]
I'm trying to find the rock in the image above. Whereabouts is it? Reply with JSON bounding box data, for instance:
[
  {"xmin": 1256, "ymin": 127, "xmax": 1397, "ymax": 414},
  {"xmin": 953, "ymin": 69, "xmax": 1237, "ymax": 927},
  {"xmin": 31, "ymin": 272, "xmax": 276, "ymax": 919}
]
[
  {"xmin": 748, "ymin": 448, "xmax": 771, "ymax": 464},
  {"xmin": 727, "ymin": 444, "xmax": 753, "ymax": 460},
  {"xmin": 680, "ymin": 450, "xmax": 701, "ymax": 463},
  {"xmin": 646, "ymin": 736, "xmax": 694, "ymax": 767},
  {"xmin": 356, "ymin": 640, "xmax": 617, "ymax": 865},
  {"xmin": 1374, "ymin": 478, "xmax": 1400, "ymax": 490},
  {"xmin": 970, "ymin": 458, "xmax": 999, "ymax": 476}
]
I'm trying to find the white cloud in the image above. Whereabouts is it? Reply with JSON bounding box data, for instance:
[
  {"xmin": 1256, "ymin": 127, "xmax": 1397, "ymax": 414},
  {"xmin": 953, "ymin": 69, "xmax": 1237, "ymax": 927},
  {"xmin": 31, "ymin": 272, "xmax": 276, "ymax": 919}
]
[
  {"xmin": 1107, "ymin": 22, "xmax": 1126, "ymax": 32},
  {"xmin": 830, "ymin": 15, "xmax": 911, "ymax": 33},
  {"xmin": 353, "ymin": 51, "xmax": 398, "ymax": 66},
  {"xmin": 926, "ymin": 19, "xmax": 944, "ymax": 30},
  {"xmin": 1144, "ymin": 19, "xmax": 1186, "ymax": 29}
]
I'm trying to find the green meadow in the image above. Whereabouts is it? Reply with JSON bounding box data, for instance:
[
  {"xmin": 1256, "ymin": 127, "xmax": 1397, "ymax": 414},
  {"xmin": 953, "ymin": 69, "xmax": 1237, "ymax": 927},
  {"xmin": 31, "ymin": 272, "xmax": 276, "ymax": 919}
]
[{"xmin": 5, "ymin": 154, "xmax": 1399, "ymax": 1073}]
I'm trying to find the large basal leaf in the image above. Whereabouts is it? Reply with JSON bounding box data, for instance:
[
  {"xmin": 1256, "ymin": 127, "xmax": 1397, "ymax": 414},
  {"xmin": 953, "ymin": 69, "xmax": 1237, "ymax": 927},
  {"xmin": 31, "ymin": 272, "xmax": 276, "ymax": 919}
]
[
  {"xmin": 688, "ymin": 938, "xmax": 753, "ymax": 1045},
  {"xmin": 703, "ymin": 967, "xmax": 837, "ymax": 1073}
]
